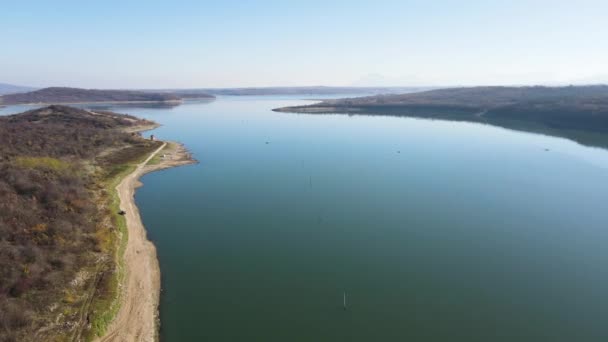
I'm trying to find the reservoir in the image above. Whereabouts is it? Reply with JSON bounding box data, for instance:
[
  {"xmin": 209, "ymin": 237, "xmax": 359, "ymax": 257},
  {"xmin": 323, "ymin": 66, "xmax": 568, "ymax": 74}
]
[{"xmin": 4, "ymin": 96, "xmax": 608, "ymax": 341}]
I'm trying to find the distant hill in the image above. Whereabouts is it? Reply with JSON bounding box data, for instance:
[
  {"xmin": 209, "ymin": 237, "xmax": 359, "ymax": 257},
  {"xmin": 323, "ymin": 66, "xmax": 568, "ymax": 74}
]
[
  {"xmin": 274, "ymin": 85, "xmax": 608, "ymax": 148},
  {"xmin": 276, "ymin": 85, "xmax": 608, "ymax": 132},
  {"xmin": 0, "ymin": 87, "xmax": 185, "ymax": 105},
  {"xmin": 0, "ymin": 82, "xmax": 37, "ymax": 95}
]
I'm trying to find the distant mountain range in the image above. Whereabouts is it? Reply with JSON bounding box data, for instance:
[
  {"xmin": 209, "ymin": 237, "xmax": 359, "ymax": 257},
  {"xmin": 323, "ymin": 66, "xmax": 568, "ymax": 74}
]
[{"xmin": 0, "ymin": 82, "xmax": 38, "ymax": 95}]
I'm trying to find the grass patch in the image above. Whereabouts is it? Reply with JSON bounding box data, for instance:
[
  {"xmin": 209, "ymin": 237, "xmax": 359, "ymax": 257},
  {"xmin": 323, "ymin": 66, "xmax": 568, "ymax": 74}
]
[
  {"xmin": 14, "ymin": 156, "xmax": 70, "ymax": 170},
  {"xmin": 84, "ymin": 141, "xmax": 161, "ymax": 340},
  {"xmin": 84, "ymin": 163, "xmax": 134, "ymax": 340}
]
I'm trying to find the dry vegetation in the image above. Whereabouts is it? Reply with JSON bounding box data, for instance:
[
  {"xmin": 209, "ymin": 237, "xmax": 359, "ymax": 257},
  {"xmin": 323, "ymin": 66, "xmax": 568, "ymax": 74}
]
[{"xmin": 0, "ymin": 105, "xmax": 161, "ymax": 341}]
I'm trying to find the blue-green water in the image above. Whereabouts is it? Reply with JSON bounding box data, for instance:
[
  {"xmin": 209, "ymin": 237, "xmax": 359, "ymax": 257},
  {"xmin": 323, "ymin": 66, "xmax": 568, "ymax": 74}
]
[{"xmin": 4, "ymin": 97, "xmax": 608, "ymax": 341}]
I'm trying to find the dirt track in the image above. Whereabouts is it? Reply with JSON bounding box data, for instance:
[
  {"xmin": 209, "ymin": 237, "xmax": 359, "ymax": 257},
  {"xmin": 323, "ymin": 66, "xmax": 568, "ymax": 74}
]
[{"xmin": 96, "ymin": 142, "xmax": 194, "ymax": 342}]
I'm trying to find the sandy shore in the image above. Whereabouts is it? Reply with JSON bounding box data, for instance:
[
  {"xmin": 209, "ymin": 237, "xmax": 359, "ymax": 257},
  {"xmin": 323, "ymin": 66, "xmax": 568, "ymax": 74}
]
[{"xmin": 96, "ymin": 141, "xmax": 195, "ymax": 342}]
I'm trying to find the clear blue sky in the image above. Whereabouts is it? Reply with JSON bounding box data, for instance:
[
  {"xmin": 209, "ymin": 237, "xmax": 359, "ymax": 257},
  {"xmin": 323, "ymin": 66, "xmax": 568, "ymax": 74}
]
[{"xmin": 2, "ymin": 0, "xmax": 607, "ymax": 88}]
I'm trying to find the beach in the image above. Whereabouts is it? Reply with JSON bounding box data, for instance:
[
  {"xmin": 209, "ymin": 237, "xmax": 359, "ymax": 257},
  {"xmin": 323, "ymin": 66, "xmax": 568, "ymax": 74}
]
[{"xmin": 96, "ymin": 141, "xmax": 195, "ymax": 342}]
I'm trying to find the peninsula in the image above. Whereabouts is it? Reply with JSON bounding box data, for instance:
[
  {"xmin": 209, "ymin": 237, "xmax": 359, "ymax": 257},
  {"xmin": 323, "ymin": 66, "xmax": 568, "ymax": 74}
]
[
  {"xmin": 274, "ymin": 85, "xmax": 608, "ymax": 147},
  {"xmin": 0, "ymin": 105, "xmax": 193, "ymax": 341}
]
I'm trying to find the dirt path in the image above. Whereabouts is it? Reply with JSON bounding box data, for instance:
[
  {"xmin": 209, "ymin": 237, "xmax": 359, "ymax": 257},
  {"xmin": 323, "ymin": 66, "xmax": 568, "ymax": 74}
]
[{"xmin": 96, "ymin": 141, "xmax": 194, "ymax": 342}]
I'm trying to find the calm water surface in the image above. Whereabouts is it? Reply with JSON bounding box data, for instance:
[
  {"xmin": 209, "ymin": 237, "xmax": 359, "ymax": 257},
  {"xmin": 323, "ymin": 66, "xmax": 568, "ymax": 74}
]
[{"xmin": 4, "ymin": 97, "xmax": 608, "ymax": 341}]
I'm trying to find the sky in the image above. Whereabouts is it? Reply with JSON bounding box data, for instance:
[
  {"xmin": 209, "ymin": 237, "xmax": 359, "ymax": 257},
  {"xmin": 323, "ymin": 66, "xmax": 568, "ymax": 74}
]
[{"xmin": 2, "ymin": 0, "xmax": 608, "ymax": 88}]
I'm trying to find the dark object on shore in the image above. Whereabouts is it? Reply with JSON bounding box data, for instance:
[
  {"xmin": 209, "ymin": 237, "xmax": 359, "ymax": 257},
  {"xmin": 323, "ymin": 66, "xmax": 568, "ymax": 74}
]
[{"xmin": 118, "ymin": 210, "xmax": 126, "ymax": 215}]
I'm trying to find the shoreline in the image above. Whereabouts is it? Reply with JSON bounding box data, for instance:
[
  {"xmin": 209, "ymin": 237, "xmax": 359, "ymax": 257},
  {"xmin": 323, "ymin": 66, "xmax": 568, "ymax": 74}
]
[
  {"xmin": 123, "ymin": 123, "xmax": 161, "ymax": 134},
  {"xmin": 96, "ymin": 140, "xmax": 196, "ymax": 342}
]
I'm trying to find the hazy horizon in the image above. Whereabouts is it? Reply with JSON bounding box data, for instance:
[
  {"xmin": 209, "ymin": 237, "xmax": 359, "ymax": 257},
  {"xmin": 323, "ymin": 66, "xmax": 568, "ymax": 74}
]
[
  {"xmin": 3, "ymin": 0, "xmax": 608, "ymax": 89},
  {"xmin": 5, "ymin": 82, "xmax": 608, "ymax": 92}
]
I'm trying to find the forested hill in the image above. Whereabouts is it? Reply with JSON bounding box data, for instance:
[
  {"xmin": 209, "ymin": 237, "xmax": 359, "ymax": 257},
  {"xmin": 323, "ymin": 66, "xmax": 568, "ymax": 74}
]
[
  {"xmin": 0, "ymin": 87, "xmax": 184, "ymax": 105},
  {"xmin": 274, "ymin": 85, "xmax": 608, "ymax": 133},
  {"xmin": 0, "ymin": 105, "xmax": 161, "ymax": 341}
]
